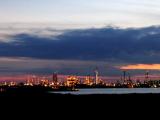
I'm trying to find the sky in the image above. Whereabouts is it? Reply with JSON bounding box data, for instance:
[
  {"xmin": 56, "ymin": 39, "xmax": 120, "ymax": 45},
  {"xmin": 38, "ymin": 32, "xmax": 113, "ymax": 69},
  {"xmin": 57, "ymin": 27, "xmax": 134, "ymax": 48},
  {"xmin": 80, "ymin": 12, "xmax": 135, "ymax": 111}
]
[
  {"xmin": 1, "ymin": 0, "xmax": 160, "ymax": 80},
  {"xmin": 0, "ymin": 0, "xmax": 160, "ymax": 28}
]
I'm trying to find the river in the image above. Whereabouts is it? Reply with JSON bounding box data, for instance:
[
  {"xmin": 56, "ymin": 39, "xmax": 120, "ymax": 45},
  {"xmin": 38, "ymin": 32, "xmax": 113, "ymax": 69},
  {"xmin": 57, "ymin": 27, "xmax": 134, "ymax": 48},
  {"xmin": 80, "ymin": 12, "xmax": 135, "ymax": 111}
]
[{"xmin": 51, "ymin": 88, "xmax": 160, "ymax": 95}]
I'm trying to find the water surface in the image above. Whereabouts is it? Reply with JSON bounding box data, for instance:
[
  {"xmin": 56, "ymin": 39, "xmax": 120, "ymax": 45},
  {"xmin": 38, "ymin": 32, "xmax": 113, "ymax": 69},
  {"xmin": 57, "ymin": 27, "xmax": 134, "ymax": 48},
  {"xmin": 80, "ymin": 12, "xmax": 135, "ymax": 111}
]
[{"xmin": 51, "ymin": 88, "xmax": 160, "ymax": 95}]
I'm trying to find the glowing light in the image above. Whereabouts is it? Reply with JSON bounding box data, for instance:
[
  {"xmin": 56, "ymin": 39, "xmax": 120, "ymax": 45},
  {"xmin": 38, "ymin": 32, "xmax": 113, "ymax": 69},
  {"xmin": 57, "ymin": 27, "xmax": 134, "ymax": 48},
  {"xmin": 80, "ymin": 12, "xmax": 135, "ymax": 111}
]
[{"xmin": 120, "ymin": 64, "xmax": 160, "ymax": 70}]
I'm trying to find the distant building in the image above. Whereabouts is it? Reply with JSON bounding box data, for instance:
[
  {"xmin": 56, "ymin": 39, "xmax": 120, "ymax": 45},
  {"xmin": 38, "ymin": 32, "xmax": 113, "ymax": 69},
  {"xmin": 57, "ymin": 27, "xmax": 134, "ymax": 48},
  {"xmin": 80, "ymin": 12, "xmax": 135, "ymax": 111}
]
[
  {"xmin": 66, "ymin": 76, "xmax": 78, "ymax": 87},
  {"xmin": 84, "ymin": 75, "xmax": 93, "ymax": 85},
  {"xmin": 53, "ymin": 72, "xmax": 58, "ymax": 85}
]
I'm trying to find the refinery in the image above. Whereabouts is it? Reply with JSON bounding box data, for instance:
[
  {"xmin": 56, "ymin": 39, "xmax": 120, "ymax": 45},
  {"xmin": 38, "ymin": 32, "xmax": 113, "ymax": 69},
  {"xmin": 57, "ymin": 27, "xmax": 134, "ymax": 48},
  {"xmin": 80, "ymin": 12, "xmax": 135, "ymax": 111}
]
[{"xmin": 1, "ymin": 68, "xmax": 160, "ymax": 94}]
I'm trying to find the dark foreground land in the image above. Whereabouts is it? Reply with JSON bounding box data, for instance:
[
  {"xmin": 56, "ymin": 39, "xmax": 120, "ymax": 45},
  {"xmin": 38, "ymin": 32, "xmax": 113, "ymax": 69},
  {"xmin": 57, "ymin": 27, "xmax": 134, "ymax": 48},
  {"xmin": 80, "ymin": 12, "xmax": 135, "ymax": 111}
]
[
  {"xmin": 0, "ymin": 86, "xmax": 160, "ymax": 110},
  {"xmin": 1, "ymin": 92, "xmax": 160, "ymax": 101},
  {"xmin": 1, "ymin": 86, "xmax": 160, "ymax": 100},
  {"xmin": 0, "ymin": 87, "xmax": 159, "ymax": 116},
  {"xmin": 0, "ymin": 92, "xmax": 160, "ymax": 115}
]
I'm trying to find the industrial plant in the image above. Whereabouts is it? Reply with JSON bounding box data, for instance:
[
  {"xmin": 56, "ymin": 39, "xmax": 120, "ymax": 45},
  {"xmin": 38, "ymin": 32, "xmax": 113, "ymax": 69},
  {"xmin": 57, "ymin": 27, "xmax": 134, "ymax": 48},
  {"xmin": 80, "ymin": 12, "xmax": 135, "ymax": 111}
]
[{"xmin": 0, "ymin": 67, "xmax": 160, "ymax": 94}]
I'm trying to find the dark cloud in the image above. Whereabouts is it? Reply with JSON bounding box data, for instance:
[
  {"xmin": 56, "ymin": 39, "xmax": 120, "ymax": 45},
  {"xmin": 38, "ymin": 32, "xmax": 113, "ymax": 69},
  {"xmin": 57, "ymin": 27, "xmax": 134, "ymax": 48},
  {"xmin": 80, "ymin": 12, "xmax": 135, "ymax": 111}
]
[{"xmin": 1, "ymin": 26, "xmax": 160, "ymax": 64}]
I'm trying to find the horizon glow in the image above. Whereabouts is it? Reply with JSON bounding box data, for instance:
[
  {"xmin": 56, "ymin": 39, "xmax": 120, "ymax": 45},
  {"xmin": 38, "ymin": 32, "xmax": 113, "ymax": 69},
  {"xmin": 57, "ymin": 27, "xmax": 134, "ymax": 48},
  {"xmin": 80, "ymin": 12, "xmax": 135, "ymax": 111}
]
[{"xmin": 120, "ymin": 64, "xmax": 160, "ymax": 70}]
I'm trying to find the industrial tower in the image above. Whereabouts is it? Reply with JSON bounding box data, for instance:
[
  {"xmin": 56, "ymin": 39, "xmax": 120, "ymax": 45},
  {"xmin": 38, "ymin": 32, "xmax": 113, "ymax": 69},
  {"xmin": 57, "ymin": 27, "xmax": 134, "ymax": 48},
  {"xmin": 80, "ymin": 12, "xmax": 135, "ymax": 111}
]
[
  {"xmin": 53, "ymin": 72, "xmax": 58, "ymax": 85},
  {"xmin": 94, "ymin": 67, "xmax": 99, "ymax": 85}
]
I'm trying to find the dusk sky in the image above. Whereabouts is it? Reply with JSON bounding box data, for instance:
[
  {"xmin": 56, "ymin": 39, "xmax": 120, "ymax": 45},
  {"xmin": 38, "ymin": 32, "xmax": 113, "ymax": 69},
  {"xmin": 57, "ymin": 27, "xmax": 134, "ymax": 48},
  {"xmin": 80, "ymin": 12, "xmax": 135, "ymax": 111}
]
[
  {"xmin": 1, "ymin": 0, "xmax": 160, "ymax": 27},
  {"xmin": 1, "ymin": 0, "xmax": 160, "ymax": 79}
]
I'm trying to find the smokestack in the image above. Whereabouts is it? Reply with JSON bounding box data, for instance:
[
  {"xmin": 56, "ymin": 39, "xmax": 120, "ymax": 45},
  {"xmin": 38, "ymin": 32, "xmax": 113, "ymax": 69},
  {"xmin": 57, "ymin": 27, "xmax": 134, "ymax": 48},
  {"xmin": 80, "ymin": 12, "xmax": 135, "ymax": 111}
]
[
  {"xmin": 145, "ymin": 70, "xmax": 149, "ymax": 81},
  {"xmin": 123, "ymin": 70, "xmax": 127, "ymax": 82},
  {"xmin": 94, "ymin": 67, "xmax": 99, "ymax": 85}
]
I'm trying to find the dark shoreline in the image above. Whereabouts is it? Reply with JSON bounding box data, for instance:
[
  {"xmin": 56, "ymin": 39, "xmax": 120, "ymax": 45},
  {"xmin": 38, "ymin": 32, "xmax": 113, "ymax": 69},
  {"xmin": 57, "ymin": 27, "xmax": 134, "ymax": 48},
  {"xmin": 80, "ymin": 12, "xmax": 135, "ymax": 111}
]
[
  {"xmin": 1, "ymin": 86, "xmax": 160, "ymax": 105},
  {"xmin": 1, "ymin": 92, "xmax": 160, "ymax": 96},
  {"xmin": 0, "ymin": 92, "xmax": 159, "ymax": 109}
]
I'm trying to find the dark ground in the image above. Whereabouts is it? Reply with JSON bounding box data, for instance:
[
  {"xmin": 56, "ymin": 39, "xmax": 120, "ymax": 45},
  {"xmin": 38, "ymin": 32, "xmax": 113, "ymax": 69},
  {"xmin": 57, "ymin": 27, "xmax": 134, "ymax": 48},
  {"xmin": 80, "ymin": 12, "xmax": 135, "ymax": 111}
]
[
  {"xmin": 1, "ymin": 92, "xmax": 160, "ymax": 104},
  {"xmin": 0, "ymin": 93, "xmax": 159, "ymax": 116}
]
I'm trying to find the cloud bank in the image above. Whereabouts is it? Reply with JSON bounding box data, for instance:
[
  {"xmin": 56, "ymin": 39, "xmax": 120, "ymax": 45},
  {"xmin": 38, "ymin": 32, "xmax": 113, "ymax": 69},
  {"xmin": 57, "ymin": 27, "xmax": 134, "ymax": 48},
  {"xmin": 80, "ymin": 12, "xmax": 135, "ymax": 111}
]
[
  {"xmin": 1, "ymin": 26, "xmax": 160, "ymax": 62},
  {"xmin": 1, "ymin": 25, "xmax": 160, "ymax": 75}
]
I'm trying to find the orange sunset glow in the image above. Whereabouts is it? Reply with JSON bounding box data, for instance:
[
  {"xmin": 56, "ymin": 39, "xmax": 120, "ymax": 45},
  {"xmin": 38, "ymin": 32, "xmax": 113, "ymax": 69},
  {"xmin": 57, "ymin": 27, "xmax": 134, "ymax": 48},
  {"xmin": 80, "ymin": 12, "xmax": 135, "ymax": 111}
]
[{"xmin": 120, "ymin": 64, "xmax": 160, "ymax": 70}]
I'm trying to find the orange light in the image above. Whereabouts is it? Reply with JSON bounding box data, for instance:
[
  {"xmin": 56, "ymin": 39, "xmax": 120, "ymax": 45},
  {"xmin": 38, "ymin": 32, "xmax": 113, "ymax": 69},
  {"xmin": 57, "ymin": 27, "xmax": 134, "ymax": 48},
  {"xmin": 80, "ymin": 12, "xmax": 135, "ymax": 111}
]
[{"xmin": 120, "ymin": 64, "xmax": 160, "ymax": 70}]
